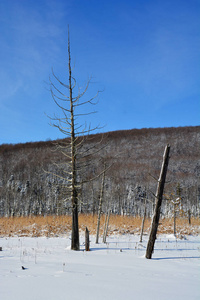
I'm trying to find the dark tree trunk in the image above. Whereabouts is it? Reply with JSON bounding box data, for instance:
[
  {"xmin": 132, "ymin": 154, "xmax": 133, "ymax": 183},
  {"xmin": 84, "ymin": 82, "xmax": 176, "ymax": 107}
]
[
  {"xmin": 71, "ymin": 194, "xmax": 79, "ymax": 250},
  {"xmin": 85, "ymin": 227, "xmax": 90, "ymax": 251},
  {"xmin": 146, "ymin": 144, "xmax": 170, "ymax": 259},
  {"xmin": 188, "ymin": 209, "xmax": 191, "ymax": 225}
]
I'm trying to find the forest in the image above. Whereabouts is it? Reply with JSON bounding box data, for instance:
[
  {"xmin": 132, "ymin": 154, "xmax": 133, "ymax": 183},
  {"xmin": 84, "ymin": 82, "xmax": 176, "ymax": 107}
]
[{"xmin": 0, "ymin": 125, "xmax": 199, "ymax": 219}]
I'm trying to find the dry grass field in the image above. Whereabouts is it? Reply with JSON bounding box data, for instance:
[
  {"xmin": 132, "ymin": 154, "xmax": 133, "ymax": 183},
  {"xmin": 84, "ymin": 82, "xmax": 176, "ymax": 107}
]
[{"xmin": 0, "ymin": 214, "xmax": 199, "ymax": 237}]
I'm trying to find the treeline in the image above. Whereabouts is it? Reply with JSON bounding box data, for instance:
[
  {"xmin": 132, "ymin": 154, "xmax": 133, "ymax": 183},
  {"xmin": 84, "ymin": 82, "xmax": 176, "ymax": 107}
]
[{"xmin": 0, "ymin": 126, "xmax": 199, "ymax": 218}]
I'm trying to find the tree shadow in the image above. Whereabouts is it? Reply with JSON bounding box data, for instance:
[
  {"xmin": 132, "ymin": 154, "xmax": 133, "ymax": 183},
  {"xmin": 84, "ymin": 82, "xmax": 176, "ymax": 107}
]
[
  {"xmin": 90, "ymin": 247, "xmax": 131, "ymax": 252},
  {"xmin": 152, "ymin": 256, "xmax": 200, "ymax": 260}
]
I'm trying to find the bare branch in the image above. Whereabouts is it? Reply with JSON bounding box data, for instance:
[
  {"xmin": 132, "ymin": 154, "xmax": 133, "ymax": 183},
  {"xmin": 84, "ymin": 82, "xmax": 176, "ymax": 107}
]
[
  {"xmin": 81, "ymin": 162, "xmax": 113, "ymax": 184},
  {"xmin": 148, "ymin": 173, "xmax": 158, "ymax": 182},
  {"xmin": 74, "ymin": 111, "xmax": 98, "ymax": 117},
  {"xmin": 50, "ymin": 88, "xmax": 71, "ymax": 113},
  {"xmin": 51, "ymin": 68, "xmax": 69, "ymax": 89},
  {"xmin": 74, "ymin": 89, "xmax": 100, "ymax": 107}
]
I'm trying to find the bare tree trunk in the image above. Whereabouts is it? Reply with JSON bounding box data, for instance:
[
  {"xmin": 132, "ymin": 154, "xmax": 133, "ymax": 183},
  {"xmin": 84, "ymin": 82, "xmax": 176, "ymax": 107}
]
[
  {"xmin": 103, "ymin": 209, "xmax": 111, "ymax": 243},
  {"xmin": 188, "ymin": 209, "xmax": 191, "ymax": 225},
  {"xmin": 96, "ymin": 169, "xmax": 105, "ymax": 244},
  {"xmin": 146, "ymin": 145, "xmax": 170, "ymax": 259},
  {"xmin": 71, "ymin": 189, "xmax": 79, "ymax": 250},
  {"xmin": 139, "ymin": 198, "xmax": 147, "ymax": 243},
  {"xmin": 92, "ymin": 183, "xmax": 95, "ymax": 216},
  {"xmin": 102, "ymin": 213, "xmax": 108, "ymax": 243},
  {"xmin": 173, "ymin": 203, "xmax": 176, "ymax": 237},
  {"xmin": 197, "ymin": 182, "xmax": 200, "ymax": 218},
  {"xmin": 85, "ymin": 227, "xmax": 90, "ymax": 251}
]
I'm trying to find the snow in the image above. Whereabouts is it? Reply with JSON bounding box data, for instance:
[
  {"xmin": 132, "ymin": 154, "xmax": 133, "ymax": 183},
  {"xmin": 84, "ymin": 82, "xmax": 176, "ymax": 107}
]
[{"xmin": 1, "ymin": 234, "xmax": 199, "ymax": 300}]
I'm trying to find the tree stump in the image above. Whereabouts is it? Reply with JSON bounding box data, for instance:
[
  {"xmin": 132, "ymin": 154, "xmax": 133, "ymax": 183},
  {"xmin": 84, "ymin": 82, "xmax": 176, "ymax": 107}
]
[{"xmin": 85, "ymin": 227, "xmax": 90, "ymax": 251}]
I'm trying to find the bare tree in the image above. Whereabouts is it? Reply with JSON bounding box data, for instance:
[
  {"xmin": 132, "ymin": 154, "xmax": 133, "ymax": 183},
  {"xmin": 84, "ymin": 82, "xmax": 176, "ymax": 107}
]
[
  {"xmin": 47, "ymin": 27, "xmax": 102, "ymax": 250},
  {"xmin": 103, "ymin": 209, "xmax": 111, "ymax": 243},
  {"xmin": 96, "ymin": 166, "xmax": 105, "ymax": 244},
  {"xmin": 139, "ymin": 197, "xmax": 147, "ymax": 243}
]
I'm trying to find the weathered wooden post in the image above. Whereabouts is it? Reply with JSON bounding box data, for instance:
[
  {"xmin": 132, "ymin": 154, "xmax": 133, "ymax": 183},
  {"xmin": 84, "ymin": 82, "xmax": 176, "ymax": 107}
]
[
  {"xmin": 146, "ymin": 144, "xmax": 170, "ymax": 259},
  {"xmin": 85, "ymin": 227, "xmax": 90, "ymax": 251}
]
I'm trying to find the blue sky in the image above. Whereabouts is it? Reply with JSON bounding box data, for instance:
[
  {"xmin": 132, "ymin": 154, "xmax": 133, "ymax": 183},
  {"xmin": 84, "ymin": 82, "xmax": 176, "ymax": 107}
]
[{"xmin": 0, "ymin": 0, "xmax": 199, "ymax": 144}]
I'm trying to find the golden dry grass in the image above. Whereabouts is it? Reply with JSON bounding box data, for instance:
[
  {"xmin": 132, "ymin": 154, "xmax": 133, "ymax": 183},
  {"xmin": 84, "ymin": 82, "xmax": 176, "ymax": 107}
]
[{"xmin": 0, "ymin": 214, "xmax": 199, "ymax": 237}]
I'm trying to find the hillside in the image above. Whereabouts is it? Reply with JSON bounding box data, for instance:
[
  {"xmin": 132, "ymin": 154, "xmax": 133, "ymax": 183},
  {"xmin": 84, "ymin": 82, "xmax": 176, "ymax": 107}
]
[{"xmin": 0, "ymin": 126, "xmax": 199, "ymax": 217}]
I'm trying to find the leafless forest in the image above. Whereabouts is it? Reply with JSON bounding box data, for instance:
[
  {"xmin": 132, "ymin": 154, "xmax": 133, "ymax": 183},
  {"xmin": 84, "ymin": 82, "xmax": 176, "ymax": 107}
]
[{"xmin": 0, "ymin": 126, "xmax": 199, "ymax": 218}]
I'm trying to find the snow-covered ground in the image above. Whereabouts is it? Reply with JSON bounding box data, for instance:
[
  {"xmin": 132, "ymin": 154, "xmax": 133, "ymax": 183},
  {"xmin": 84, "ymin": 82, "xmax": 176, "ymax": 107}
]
[{"xmin": 1, "ymin": 234, "xmax": 199, "ymax": 300}]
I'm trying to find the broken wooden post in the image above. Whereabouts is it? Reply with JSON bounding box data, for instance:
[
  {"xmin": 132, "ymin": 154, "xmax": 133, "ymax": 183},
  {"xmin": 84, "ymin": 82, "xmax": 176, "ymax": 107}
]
[
  {"xmin": 85, "ymin": 227, "xmax": 90, "ymax": 251},
  {"xmin": 146, "ymin": 144, "xmax": 170, "ymax": 259}
]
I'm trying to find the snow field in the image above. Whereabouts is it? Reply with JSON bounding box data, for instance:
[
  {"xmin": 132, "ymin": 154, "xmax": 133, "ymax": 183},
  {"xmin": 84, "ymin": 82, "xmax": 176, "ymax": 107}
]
[{"xmin": 1, "ymin": 234, "xmax": 200, "ymax": 300}]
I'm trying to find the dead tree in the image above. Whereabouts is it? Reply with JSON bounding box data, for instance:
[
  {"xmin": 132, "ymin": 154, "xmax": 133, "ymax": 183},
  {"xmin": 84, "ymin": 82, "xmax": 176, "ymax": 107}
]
[
  {"xmin": 96, "ymin": 167, "xmax": 105, "ymax": 244},
  {"xmin": 85, "ymin": 227, "xmax": 90, "ymax": 251},
  {"xmin": 103, "ymin": 212, "xmax": 108, "ymax": 243},
  {"xmin": 47, "ymin": 27, "xmax": 102, "ymax": 250},
  {"xmin": 103, "ymin": 209, "xmax": 111, "ymax": 243},
  {"xmin": 146, "ymin": 144, "xmax": 170, "ymax": 259},
  {"xmin": 139, "ymin": 197, "xmax": 147, "ymax": 243},
  {"xmin": 165, "ymin": 183, "xmax": 182, "ymax": 237},
  {"xmin": 172, "ymin": 197, "xmax": 180, "ymax": 237}
]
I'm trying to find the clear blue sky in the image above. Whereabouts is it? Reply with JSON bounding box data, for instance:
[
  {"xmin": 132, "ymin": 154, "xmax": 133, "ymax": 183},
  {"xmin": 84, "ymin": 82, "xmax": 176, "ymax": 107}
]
[{"xmin": 0, "ymin": 0, "xmax": 199, "ymax": 144}]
